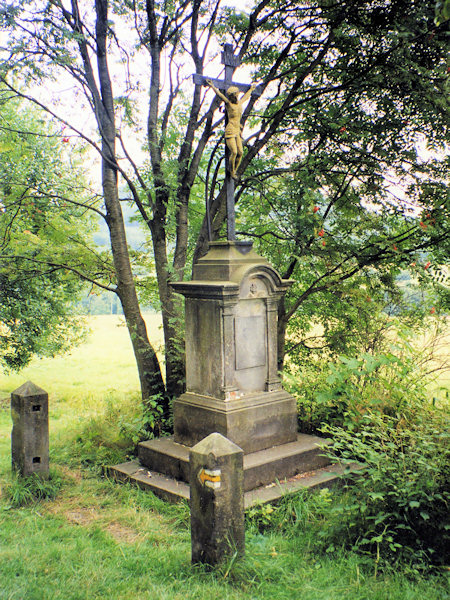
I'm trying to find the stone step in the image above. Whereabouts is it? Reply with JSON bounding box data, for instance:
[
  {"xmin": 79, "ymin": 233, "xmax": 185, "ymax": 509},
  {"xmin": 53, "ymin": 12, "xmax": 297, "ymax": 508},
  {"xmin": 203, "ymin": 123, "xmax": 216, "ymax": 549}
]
[
  {"xmin": 138, "ymin": 433, "xmax": 332, "ymax": 492},
  {"xmin": 107, "ymin": 459, "xmax": 364, "ymax": 507},
  {"xmin": 243, "ymin": 462, "xmax": 364, "ymax": 508},
  {"xmin": 108, "ymin": 459, "xmax": 190, "ymax": 502},
  {"xmin": 138, "ymin": 437, "xmax": 190, "ymax": 482},
  {"xmin": 244, "ymin": 434, "xmax": 331, "ymax": 491}
]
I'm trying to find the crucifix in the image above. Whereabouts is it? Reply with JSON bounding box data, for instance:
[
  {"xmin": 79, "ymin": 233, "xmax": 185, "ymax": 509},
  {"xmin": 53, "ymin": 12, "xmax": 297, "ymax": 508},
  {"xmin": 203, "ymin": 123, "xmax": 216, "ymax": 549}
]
[{"xmin": 193, "ymin": 43, "xmax": 262, "ymax": 241}]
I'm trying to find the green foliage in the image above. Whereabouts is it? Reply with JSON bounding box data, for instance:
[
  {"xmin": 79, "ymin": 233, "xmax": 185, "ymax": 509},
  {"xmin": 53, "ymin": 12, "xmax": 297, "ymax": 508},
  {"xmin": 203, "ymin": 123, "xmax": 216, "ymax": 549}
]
[
  {"xmin": 283, "ymin": 317, "xmax": 449, "ymax": 573},
  {"xmin": 246, "ymin": 408, "xmax": 449, "ymax": 574},
  {"xmin": 0, "ymin": 273, "xmax": 87, "ymax": 370},
  {"xmin": 320, "ymin": 411, "xmax": 449, "ymax": 571},
  {"xmin": 0, "ymin": 90, "xmax": 100, "ymax": 370},
  {"xmin": 246, "ymin": 503, "xmax": 277, "ymax": 532},
  {"xmin": 3, "ymin": 470, "xmax": 62, "ymax": 507},
  {"xmin": 2, "ymin": 0, "xmax": 448, "ymax": 399},
  {"xmin": 77, "ymin": 290, "xmax": 122, "ymax": 316},
  {"xmin": 1, "ymin": 476, "xmax": 447, "ymax": 599},
  {"xmin": 246, "ymin": 487, "xmax": 334, "ymax": 536},
  {"xmin": 245, "ymin": 165, "xmax": 447, "ymax": 358},
  {"xmin": 237, "ymin": 0, "xmax": 448, "ymax": 367},
  {"xmin": 67, "ymin": 402, "xmax": 140, "ymax": 473},
  {"xmin": 1, "ymin": 319, "xmax": 449, "ymax": 593},
  {"xmin": 435, "ymin": 0, "xmax": 450, "ymax": 25},
  {"xmin": 119, "ymin": 393, "xmax": 166, "ymax": 441},
  {"xmin": 285, "ymin": 314, "xmax": 446, "ymax": 433}
]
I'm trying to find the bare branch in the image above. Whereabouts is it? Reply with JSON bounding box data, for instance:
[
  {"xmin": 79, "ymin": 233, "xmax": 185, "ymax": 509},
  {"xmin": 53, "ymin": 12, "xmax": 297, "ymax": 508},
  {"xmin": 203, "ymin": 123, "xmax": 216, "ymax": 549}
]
[{"xmin": 1, "ymin": 254, "xmax": 116, "ymax": 293}]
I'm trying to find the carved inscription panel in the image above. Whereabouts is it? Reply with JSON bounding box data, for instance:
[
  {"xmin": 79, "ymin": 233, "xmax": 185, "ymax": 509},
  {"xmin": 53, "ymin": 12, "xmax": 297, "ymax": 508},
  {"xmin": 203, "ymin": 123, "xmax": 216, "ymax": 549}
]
[
  {"xmin": 239, "ymin": 275, "xmax": 268, "ymax": 299},
  {"xmin": 233, "ymin": 297, "xmax": 267, "ymax": 391},
  {"xmin": 235, "ymin": 315, "xmax": 266, "ymax": 371}
]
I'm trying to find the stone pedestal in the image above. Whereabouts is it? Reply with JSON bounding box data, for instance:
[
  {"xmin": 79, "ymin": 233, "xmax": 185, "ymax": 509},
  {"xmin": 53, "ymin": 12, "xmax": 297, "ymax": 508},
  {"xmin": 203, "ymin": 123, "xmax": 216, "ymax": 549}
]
[
  {"xmin": 11, "ymin": 381, "xmax": 49, "ymax": 478},
  {"xmin": 171, "ymin": 241, "xmax": 297, "ymax": 454},
  {"xmin": 110, "ymin": 241, "xmax": 354, "ymax": 504}
]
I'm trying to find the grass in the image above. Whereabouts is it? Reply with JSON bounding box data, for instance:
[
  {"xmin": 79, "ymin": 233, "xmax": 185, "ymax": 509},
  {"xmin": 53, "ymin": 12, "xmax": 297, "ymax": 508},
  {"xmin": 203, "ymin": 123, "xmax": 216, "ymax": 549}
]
[
  {"xmin": 0, "ymin": 315, "xmax": 448, "ymax": 599},
  {"xmin": 1, "ymin": 470, "xmax": 448, "ymax": 600}
]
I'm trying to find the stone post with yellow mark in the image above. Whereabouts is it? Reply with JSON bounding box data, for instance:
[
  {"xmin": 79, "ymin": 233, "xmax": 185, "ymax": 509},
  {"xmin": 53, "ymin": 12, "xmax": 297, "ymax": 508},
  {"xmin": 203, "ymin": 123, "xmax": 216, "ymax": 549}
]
[{"xmin": 190, "ymin": 432, "xmax": 244, "ymax": 565}]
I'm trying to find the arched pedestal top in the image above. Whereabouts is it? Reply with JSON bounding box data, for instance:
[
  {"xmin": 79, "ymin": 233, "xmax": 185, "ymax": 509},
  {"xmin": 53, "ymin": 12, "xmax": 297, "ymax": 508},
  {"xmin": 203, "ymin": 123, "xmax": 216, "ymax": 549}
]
[{"xmin": 172, "ymin": 241, "xmax": 291, "ymax": 299}]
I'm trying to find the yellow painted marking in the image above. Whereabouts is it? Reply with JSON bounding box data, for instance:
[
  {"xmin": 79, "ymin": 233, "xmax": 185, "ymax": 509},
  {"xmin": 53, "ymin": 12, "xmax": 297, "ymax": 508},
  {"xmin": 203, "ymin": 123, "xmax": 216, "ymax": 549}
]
[{"xmin": 198, "ymin": 468, "xmax": 221, "ymax": 487}]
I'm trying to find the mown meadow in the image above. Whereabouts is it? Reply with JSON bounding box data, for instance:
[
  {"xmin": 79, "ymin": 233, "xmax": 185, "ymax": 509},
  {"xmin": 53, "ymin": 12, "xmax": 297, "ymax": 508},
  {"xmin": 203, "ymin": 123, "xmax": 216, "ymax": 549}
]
[{"xmin": 0, "ymin": 315, "xmax": 448, "ymax": 600}]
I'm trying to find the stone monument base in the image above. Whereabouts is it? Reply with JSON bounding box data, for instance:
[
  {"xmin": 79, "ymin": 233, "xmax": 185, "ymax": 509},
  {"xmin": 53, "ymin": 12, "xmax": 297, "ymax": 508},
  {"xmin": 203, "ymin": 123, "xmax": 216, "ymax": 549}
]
[
  {"xmin": 173, "ymin": 390, "xmax": 297, "ymax": 454},
  {"xmin": 108, "ymin": 433, "xmax": 363, "ymax": 506},
  {"xmin": 108, "ymin": 239, "xmax": 365, "ymax": 503}
]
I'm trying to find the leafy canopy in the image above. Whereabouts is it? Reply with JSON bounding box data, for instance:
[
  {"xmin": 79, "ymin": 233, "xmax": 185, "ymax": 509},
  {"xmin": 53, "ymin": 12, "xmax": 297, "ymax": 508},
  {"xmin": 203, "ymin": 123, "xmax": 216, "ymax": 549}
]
[{"xmin": 0, "ymin": 90, "xmax": 101, "ymax": 369}]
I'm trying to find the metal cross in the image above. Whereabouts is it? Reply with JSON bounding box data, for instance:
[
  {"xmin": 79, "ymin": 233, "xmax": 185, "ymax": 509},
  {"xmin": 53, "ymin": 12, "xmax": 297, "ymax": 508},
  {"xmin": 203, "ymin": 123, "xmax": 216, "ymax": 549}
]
[{"xmin": 193, "ymin": 43, "xmax": 262, "ymax": 240}]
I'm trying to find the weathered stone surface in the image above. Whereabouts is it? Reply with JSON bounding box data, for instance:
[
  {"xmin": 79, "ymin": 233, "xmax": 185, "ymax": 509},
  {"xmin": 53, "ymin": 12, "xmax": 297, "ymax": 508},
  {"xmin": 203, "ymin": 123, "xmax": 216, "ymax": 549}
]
[
  {"xmin": 243, "ymin": 434, "xmax": 331, "ymax": 491},
  {"xmin": 171, "ymin": 240, "xmax": 297, "ymax": 452},
  {"xmin": 110, "ymin": 241, "xmax": 355, "ymax": 512},
  {"xmin": 108, "ymin": 457, "xmax": 365, "ymax": 506},
  {"xmin": 138, "ymin": 433, "xmax": 332, "ymax": 491},
  {"xmin": 190, "ymin": 433, "xmax": 244, "ymax": 565},
  {"xmin": 191, "ymin": 240, "xmax": 269, "ymax": 282},
  {"xmin": 11, "ymin": 381, "xmax": 49, "ymax": 478},
  {"xmin": 138, "ymin": 437, "xmax": 190, "ymax": 482},
  {"xmin": 242, "ymin": 462, "xmax": 365, "ymax": 508},
  {"xmin": 108, "ymin": 460, "xmax": 190, "ymax": 503},
  {"xmin": 174, "ymin": 390, "xmax": 297, "ymax": 453},
  {"xmin": 171, "ymin": 241, "xmax": 291, "ymax": 396},
  {"xmin": 184, "ymin": 298, "xmax": 224, "ymax": 398}
]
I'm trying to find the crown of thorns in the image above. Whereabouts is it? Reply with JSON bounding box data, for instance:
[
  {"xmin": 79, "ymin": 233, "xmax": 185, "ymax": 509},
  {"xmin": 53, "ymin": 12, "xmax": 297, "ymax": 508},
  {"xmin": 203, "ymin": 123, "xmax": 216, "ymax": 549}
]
[{"xmin": 226, "ymin": 86, "xmax": 240, "ymax": 95}]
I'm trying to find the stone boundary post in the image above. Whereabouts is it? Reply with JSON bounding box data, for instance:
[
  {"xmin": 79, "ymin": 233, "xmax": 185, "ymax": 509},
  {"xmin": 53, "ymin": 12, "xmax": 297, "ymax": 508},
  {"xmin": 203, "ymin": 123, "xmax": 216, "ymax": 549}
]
[
  {"xmin": 11, "ymin": 381, "xmax": 49, "ymax": 478},
  {"xmin": 190, "ymin": 432, "xmax": 244, "ymax": 565}
]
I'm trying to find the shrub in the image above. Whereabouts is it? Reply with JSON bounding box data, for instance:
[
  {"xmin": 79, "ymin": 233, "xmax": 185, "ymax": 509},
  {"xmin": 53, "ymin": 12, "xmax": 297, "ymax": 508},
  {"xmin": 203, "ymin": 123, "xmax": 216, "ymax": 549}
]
[
  {"xmin": 283, "ymin": 320, "xmax": 449, "ymax": 573},
  {"xmin": 319, "ymin": 411, "xmax": 449, "ymax": 571},
  {"xmin": 117, "ymin": 394, "xmax": 166, "ymax": 443},
  {"xmin": 285, "ymin": 347, "xmax": 435, "ymax": 434}
]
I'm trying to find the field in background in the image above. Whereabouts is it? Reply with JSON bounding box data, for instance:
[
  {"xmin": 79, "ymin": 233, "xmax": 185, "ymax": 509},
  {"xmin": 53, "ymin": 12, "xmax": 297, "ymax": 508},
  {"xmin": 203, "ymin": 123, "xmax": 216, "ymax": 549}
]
[
  {"xmin": 286, "ymin": 318, "xmax": 449, "ymax": 403},
  {"xmin": 418, "ymin": 320, "xmax": 449, "ymax": 402},
  {"xmin": 0, "ymin": 314, "xmax": 164, "ymax": 406}
]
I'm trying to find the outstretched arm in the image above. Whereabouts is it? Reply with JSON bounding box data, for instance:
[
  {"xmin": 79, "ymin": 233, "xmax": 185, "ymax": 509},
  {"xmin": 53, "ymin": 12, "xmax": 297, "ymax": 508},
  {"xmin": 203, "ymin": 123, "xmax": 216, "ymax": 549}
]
[
  {"xmin": 205, "ymin": 79, "xmax": 229, "ymax": 104},
  {"xmin": 240, "ymin": 84, "xmax": 257, "ymax": 103}
]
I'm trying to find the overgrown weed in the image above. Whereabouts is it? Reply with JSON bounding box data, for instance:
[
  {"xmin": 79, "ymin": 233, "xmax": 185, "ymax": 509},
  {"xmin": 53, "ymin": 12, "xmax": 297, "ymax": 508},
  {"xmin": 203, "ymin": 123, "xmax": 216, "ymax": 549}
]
[
  {"xmin": 286, "ymin": 317, "xmax": 449, "ymax": 434},
  {"xmin": 320, "ymin": 410, "xmax": 449, "ymax": 572},
  {"xmin": 52, "ymin": 391, "xmax": 164, "ymax": 473},
  {"xmin": 2, "ymin": 469, "xmax": 63, "ymax": 507},
  {"xmin": 246, "ymin": 487, "xmax": 333, "ymax": 537}
]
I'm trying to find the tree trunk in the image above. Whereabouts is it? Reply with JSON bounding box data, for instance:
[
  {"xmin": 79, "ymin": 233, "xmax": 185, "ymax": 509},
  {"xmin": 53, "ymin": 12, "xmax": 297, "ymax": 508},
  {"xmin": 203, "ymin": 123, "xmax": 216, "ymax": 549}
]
[
  {"xmin": 100, "ymin": 145, "xmax": 166, "ymax": 405},
  {"xmin": 102, "ymin": 131, "xmax": 166, "ymax": 410},
  {"xmin": 150, "ymin": 212, "xmax": 185, "ymax": 400},
  {"xmin": 144, "ymin": 3, "xmax": 187, "ymax": 399},
  {"xmin": 94, "ymin": 0, "xmax": 166, "ymax": 408}
]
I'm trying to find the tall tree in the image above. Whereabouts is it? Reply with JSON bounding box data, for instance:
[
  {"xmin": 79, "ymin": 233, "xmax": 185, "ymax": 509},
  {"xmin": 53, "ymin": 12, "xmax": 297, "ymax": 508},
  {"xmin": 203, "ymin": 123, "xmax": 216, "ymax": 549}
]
[
  {"xmin": 1, "ymin": 0, "xmax": 447, "ymax": 402},
  {"xmin": 1, "ymin": 1, "xmax": 167, "ymax": 405}
]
